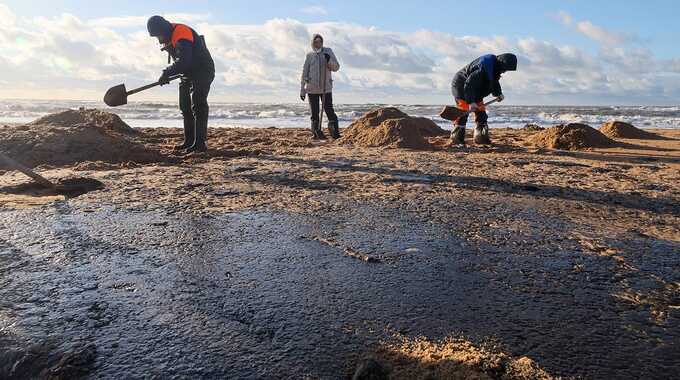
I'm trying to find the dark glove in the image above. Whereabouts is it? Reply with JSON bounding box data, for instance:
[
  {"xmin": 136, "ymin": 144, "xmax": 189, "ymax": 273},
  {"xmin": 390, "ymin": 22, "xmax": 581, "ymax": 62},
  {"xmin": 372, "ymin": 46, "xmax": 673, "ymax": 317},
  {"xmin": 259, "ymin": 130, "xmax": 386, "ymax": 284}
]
[
  {"xmin": 300, "ymin": 89, "xmax": 306, "ymax": 102},
  {"xmin": 324, "ymin": 53, "xmax": 330, "ymax": 62},
  {"xmin": 158, "ymin": 71, "xmax": 170, "ymax": 86}
]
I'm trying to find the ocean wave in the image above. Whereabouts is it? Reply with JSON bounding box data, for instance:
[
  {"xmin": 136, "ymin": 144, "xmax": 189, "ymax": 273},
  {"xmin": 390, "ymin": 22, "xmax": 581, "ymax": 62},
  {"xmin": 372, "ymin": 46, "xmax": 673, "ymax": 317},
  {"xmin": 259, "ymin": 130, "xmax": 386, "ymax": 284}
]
[{"xmin": 2, "ymin": 100, "xmax": 680, "ymax": 129}]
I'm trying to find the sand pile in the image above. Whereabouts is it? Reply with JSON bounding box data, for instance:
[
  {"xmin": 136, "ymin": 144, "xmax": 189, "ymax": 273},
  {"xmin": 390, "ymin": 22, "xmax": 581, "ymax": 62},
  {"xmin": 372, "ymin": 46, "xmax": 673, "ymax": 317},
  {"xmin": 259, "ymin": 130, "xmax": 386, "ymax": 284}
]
[
  {"xmin": 365, "ymin": 335, "xmax": 554, "ymax": 380},
  {"xmin": 528, "ymin": 123, "xmax": 615, "ymax": 150},
  {"xmin": 339, "ymin": 107, "xmax": 447, "ymax": 149},
  {"xmin": 600, "ymin": 121, "xmax": 660, "ymax": 140},
  {"xmin": 0, "ymin": 110, "xmax": 166, "ymax": 169},
  {"xmin": 31, "ymin": 108, "xmax": 137, "ymax": 135}
]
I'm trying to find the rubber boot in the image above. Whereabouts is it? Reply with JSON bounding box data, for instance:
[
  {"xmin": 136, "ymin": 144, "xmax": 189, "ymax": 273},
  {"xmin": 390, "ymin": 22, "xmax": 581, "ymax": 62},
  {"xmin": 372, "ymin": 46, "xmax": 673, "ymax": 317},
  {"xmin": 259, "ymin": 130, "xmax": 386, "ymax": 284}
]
[
  {"xmin": 311, "ymin": 121, "xmax": 327, "ymax": 140},
  {"xmin": 450, "ymin": 126, "xmax": 466, "ymax": 145},
  {"xmin": 174, "ymin": 116, "xmax": 195, "ymax": 150},
  {"xmin": 474, "ymin": 122, "xmax": 491, "ymax": 145},
  {"xmin": 328, "ymin": 120, "xmax": 341, "ymax": 139},
  {"xmin": 186, "ymin": 114, "xmax": 208, "ymax": 153}
]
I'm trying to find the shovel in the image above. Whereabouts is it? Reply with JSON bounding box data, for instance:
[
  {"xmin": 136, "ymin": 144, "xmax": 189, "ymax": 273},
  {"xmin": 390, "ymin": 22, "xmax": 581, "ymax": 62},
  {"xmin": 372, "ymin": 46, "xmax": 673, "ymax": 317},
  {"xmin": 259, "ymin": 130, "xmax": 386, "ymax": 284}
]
[
  {"xmin": 104, "ymin": 75, "xmax": 182, "ymax": 107},
  {"xmin": 439, "ymin": 98, "xmax": 501, "ymax": 121},
  {"xmin": 0, "ymin": 152, "xmax": 105, "ymax": 196},
  {"xmin": 0, "ymin": 152, "xmax": 57, "ymax": 189}
]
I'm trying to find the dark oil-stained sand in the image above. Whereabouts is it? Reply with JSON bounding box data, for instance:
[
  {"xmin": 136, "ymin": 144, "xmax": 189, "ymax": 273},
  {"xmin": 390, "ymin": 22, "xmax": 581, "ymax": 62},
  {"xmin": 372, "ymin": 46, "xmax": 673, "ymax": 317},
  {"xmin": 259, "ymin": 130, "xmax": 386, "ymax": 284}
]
[{"xmin": 1, "ymin": 110, "xmax": 680, "ymax": 379}]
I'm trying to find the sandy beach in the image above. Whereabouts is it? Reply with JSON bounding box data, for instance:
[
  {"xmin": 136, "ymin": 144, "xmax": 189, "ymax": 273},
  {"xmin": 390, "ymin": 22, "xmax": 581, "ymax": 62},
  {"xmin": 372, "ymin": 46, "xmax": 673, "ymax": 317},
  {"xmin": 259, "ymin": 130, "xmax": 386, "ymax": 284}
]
[{"xmin": 1, "ymin": 109, "xmax": 679, "ymax": 379}]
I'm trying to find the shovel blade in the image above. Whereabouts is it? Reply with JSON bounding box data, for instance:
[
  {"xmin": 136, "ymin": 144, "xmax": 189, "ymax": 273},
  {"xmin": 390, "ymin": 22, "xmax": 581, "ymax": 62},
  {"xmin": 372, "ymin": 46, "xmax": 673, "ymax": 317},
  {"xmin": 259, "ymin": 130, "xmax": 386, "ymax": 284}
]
[
  {"xmin": 104, "ymin": 84, "xmax": 128, "ymax": 107},
  {"xmin": 439, "ymin": 105, "xmax": 468, "ymax": 121}
]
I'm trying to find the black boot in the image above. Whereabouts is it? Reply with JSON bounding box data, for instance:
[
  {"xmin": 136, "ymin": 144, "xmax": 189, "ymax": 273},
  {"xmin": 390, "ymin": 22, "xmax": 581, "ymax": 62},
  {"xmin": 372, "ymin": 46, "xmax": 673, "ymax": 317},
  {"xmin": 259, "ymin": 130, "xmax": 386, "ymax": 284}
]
[
  {"xmin": 311, "ymin": 121, "xmax": 327, "ymax": 140},
  {"xmin": 174, "ymin": 115, "xmax": 195, "ymax": 150},
  {"xmin": 328, "ymin": 120, "xmax": 341, "ymax": 139},
  {"xmin": 186, "ymin": 114, "xmax": 208, "ymax": 153},
  {"xmin": 473, "ymin": 122, "xmax": 491, "ymax": 145},
  {"xmin": 450, "ymin": 125, "xmax": 466, "ymax": 145}
]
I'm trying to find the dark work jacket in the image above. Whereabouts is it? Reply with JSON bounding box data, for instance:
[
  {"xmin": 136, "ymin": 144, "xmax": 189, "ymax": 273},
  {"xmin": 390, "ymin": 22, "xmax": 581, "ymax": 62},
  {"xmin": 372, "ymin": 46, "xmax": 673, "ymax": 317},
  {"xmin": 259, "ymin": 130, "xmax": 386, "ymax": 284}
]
[
  {"xmin": 163, "ymin": 23, "xmax": 215, "ymax": 80},
  {"xmin": 452, "ymin": 54, "xmax": 502, "ymax": 104}
]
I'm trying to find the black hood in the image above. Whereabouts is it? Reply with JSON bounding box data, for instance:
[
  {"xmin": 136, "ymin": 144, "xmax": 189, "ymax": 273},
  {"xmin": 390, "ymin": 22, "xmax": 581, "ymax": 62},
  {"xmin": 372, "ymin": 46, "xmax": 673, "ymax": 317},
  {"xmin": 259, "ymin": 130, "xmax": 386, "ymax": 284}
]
[
  {"xmin": 497, "ymin": 53, "xmax": 518, "ymax": 72},
  {"xmin": 147, "ymin": 16, "xmax": 173, "ymax": 39}
]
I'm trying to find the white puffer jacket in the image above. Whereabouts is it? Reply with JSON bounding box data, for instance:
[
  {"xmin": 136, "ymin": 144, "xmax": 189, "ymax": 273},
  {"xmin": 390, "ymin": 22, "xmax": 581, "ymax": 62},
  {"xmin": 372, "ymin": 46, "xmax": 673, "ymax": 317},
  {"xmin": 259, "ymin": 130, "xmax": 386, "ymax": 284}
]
[{"xmin": 300, "ymin": 34, "xmax": 340, "ymax": 95}]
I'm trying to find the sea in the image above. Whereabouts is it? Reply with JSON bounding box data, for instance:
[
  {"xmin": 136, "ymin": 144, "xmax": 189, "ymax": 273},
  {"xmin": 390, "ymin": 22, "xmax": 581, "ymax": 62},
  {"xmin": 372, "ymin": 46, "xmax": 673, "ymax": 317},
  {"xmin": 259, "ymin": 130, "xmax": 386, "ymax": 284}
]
[{"xmin": 1, "ymin": 99, "xmax": 680, "ymax": 130}]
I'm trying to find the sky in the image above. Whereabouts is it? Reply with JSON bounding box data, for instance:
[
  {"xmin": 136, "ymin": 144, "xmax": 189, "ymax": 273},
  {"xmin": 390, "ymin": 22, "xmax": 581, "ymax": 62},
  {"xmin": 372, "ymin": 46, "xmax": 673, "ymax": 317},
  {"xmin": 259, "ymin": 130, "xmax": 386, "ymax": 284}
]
[{"xmin": 1, "ymin": 0, "xmax": 680, "ymax": 105}]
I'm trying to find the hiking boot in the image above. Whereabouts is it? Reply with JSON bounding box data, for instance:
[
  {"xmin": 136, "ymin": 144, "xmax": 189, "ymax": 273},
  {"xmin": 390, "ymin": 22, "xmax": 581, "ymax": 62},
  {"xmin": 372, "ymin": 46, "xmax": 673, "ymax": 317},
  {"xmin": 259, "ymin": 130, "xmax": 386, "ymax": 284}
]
[
  {"xmin": 474, "ymin": 123, "xmax": 491, "ymax": 145},
  {"xmin": 450, "ymin": 126, "xmax": 466, "ymax": 145},
  {"xmin": 328, "ymin": 120, "xmax": 341, "ymax": 139},
  {"xmin": 311, "ymin": 121, "xmax": 327, "ymax": 140}
]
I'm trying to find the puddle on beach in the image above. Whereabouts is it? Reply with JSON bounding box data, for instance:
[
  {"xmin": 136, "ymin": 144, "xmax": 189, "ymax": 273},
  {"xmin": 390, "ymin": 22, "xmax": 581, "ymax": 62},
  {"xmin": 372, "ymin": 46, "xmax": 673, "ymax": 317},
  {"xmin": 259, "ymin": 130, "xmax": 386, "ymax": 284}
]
[{"xmin": 1, "ymin": 204, "xmax": 678, "ymax": 378}]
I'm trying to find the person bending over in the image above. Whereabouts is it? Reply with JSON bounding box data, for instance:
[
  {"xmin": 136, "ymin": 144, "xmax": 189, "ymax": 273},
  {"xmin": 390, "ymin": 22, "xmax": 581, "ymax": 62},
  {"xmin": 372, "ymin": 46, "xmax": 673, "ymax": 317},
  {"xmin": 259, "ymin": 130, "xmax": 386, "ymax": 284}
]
[
  {"xmin": 147, "ymin": 15, "xmax": 215, "ymax": 153},
  {"xmin": 450, "ymin": 53, "xmax": 517, "ymax": 145}
]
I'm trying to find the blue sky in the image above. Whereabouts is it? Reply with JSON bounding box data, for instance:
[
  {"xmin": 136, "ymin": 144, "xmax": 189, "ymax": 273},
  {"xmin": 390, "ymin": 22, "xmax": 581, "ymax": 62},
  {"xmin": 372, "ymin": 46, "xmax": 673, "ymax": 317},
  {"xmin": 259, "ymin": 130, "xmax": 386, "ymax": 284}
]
[
  {"xmin": 1, "ymin": 0, "xmax": 680, "ymax": 104},
  {"xmin": 5, "ymin": 0, "xmax": 677, "ymax": 55}
]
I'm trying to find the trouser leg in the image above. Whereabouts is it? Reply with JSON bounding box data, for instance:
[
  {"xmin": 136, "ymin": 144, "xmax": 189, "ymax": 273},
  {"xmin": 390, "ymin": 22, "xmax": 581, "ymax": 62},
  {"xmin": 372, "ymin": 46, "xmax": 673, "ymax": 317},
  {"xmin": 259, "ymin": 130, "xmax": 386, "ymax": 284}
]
[
  {"xmin": 308, "ymin": 94, "xmax": 326, "ymax": 139},
  {"xmin": 177, "ymin": 79, "xmax": 194, "ymax": 149},
  {"xmin": 189, "ymin": 77, "xmax": 212, "ymax": 151},
  {"xmin": 323, "ymin": 92, "xmax": 340, "ymax": 138}
]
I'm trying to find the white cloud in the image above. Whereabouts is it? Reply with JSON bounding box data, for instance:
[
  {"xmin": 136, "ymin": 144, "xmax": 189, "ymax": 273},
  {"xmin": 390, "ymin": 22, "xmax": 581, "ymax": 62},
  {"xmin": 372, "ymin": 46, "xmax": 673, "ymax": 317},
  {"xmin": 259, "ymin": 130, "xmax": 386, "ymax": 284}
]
[
  {"xmin": 555, "ymin": 11, "xmax": 631, "ymax": 46},
  {"xmin": 575, "ymin": 21, "xmax": 627, "ymax": 46},
  {"xmin": 301, "ymin": 6, "xmax": 329, "ymax": 16},
  {"xmin": 0, "ymin": 4, "xmax": 16, "ymax": 26},
  {"xmin": 91, "ymin": 13, "xmax": 211, "ymax": 29},
  {"xmin": 0, "ymin": 4, "xmax": 679, "ymax": 103}
]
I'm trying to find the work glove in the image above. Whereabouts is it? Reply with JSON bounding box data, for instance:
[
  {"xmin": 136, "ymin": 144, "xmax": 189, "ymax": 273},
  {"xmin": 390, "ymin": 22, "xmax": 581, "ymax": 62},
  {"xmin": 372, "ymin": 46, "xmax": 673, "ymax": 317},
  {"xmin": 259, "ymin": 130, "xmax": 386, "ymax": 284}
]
[
  {"xmin": 496, "ymin": 94, "xmax": 505, "ymax": 102},
  {"xmin": 158, "ymin": 71, "xmax": 170, "ymax": 86},
  {"xmin": 300, "ymin": 89, "xmax": 306, "ymax": 102}
]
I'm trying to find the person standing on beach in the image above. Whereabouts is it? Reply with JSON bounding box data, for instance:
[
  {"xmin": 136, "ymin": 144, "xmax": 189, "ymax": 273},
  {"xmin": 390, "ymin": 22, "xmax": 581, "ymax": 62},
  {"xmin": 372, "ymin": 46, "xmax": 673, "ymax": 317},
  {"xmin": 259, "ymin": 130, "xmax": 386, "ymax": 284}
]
[
  {"xmin": 450, "ymin": 53, "xmax": 517, "ymax": 145},
  {"xmin": 300, "ymin": 34, "xmax": 341, "ymax": 140},
  {"xmin": 147, "ymin": 16, "xmax": 215, "ymax": 153}
]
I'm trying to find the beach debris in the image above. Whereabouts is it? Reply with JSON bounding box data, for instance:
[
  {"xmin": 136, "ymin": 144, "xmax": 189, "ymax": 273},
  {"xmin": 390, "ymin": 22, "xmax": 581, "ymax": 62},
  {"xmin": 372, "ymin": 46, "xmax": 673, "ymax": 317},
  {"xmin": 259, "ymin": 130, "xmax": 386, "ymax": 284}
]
[
  {"xmin": 0, "ymin": 109, "xmax": 168, "ymax": 168},
  {"xmin": 339, "ymin": 107, "xmax": 448, "ymax": 149},
  {"xmin": 313, "ymin": 236, "xmax": 382, "ymax": 263},
  {"xmin": 527, "ymin": 123, "xmax": 615, "ymax": 150},
  {"xmin": 522, "ymin": 123, "xmax": 545, "ymax": 132},
  {"xmin": 600, "ymin": 121, "xmax": 662, "ymax": 140}
]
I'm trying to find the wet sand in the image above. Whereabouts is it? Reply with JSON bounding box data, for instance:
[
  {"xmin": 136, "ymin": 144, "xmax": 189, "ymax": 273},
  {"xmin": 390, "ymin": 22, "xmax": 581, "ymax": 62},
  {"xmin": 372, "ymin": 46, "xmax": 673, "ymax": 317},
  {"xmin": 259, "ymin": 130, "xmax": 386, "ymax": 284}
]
[{"xmin": 1, "ymin": 126, "xmax": 679, "ymax": 379}]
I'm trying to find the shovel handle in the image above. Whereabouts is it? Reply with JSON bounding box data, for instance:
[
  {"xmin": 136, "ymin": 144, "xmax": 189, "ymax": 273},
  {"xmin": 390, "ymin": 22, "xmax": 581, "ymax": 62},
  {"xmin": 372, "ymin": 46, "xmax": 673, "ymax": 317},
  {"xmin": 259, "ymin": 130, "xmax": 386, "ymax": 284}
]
[
  {"xmin": 468, "ymin": 98, "xmax": 501, "ymax": 114},
  {"xmin": 127, "ymin": 75, "xmax": 183, "ymax": 96},
  {"xmin": 0, "ymin": 152, "xmax": 56, "ymax": 189},
  {"xmin": 484, "ymin": 98, "xmax": 501, "ymax": 107}
]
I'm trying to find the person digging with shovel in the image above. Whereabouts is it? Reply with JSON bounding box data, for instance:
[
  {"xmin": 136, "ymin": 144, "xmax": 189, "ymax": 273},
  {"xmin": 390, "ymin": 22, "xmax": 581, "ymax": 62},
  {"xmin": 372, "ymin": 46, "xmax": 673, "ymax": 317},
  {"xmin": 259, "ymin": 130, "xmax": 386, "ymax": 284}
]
[
  {"xmin": 147, "ymin": 15, "xmax": 215, "ymax": 154},
  {"xmin": 449, "ymin": 53, "xmax": 517, "ymax": 145},
  {"xmin": 300, "ymin": 34, "xmax": 341, "ymax": 140}
]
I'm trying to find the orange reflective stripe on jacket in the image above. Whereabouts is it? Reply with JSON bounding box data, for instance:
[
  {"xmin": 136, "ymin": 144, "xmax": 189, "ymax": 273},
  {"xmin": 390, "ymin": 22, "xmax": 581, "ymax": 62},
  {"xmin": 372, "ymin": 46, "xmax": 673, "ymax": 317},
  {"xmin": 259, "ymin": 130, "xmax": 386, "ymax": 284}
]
[
  {"xmin": 457, "ymin": 99, "xmax": 485, "ymax": 112},
  {"xmin": 171, "ymin": 24, "xmax": 195, "ymax": 48},
  {"xmin": 456, "ymin": 99, "xmax": 470, "ymax": 111}
]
